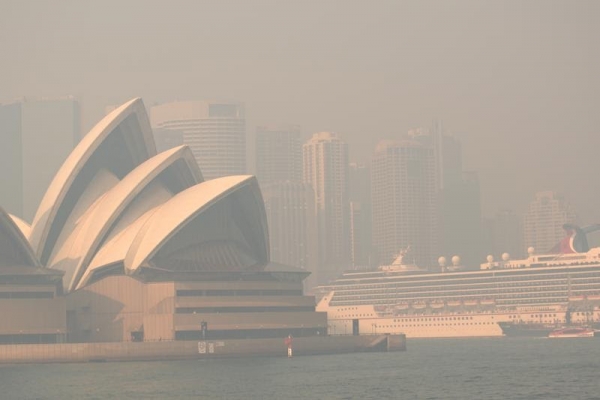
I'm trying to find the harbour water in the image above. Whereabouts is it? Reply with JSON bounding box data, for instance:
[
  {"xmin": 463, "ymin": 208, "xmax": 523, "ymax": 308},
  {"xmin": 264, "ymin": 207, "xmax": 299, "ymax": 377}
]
[{"xmin": 1, "ymin": 337, "xmax": 598, "ymax": 400}]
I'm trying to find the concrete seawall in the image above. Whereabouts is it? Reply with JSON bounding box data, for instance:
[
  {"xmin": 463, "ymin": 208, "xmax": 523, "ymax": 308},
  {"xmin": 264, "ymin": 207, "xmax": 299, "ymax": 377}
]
[{"xmin": 0, "ymin": 334, "xmax": 406, "ymax": 364}]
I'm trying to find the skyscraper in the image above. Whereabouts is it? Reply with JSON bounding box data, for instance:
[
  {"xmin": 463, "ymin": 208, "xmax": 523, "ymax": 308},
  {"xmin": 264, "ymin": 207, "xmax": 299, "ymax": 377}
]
[
  {"xmin": 261, "ymin": 182, "xmax": 318, "ymax": 290},
  {"xmin": 0, "ymin": 97, "xmax": 80, "ymax": 221},
  {"xmin": 153, "ymin": 128, "xmax": 183, "ymax": 153},
  {"xmin": 150, "ymin": 101, "xmax": 245, "ymax": 180},
  {"xmin": 254, "ymin": 124, "xmax": 317, "ymax": 286},
  {"xmin": 523, "ymin": 191, "xmax": 577, "ymax": 254},
  {"xmin": 371, "ymin": 140, "xmax": 437, "ymax": 267},
  {"xmin": 439, "ymin": 171, "xmax": 483, "ymax": 267},
  {"xmin": 255, "ymin": 125, "xmax": 302, "ymax": 185},
  {"xmin": 303, "ymin": 132, "xmax": 349, "ymax": 284},
  {"xmin": 409, "ymin": 122, "xmax": 482, "ymax": 267},
  {"xmin": 348, "ymin": 163, "xmax": 373, "ymax": 268}
]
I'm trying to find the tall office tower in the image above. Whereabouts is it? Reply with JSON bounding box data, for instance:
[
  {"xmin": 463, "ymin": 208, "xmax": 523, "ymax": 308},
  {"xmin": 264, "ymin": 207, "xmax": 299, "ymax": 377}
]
[
  {"xmin": 371, "ymin": 140, "xmax": 437, "ymax": 267},
  {"xmin": 409, "ymin": 121, "xmax": 462, "ymax": 190},
  {"xmin": 153, "ymin": 128, "xmax": 184, "ymax": 152},
  {"xmin": 255, "ymin": 125, "xmax": 302, "ymax": 185},
  {"xmin": 0, "ymin": 97, "xmax": 80, "ymax": 221},
  {"xmin": 150, "ymin": 101, "xmax": 245, "ymax": 180},
  {"xmin": 303, "ymin": 132, "xmax": 350, "ymax": 284},
  {"xmin": 348, "ymin": 163, "xmax": 373, "ymax": 268},
  {"xmin": 439, "ymin": 171, "xmax": 483, "ymax": 268},
  {"xmin": 523, "ymin": 191, "xmax": 577, "ymax": 254},
  {"xmin": 410, "ymin": 123, "xmax": 481, "ymax": 267},
  {"xmin": 262, "ymin": 182, "xmax": 318, "ymax": 290},
  {"xmin": 492, "ymin": 209, "xmax": 523, "ymax": 259}
]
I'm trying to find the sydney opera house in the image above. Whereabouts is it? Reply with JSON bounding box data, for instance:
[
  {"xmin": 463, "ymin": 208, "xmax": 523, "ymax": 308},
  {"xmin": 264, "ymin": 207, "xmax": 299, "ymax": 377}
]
[{"xmin": 0, "ymin": 98, "xmax": 326, "ymax": 344}]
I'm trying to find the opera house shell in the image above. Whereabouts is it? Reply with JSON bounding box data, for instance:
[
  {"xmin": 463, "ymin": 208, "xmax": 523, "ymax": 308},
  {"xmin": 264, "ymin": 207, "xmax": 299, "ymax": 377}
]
[{"xmin": 0, "ymin": 98, "xmax": 325, "ymax": 344}]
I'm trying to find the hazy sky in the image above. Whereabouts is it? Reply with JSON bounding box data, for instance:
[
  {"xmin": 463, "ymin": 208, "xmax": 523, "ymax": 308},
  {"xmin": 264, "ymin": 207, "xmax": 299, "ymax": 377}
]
[{"xmin": 1, "ymin": 0, "xmax": 599, "ymax": 220}]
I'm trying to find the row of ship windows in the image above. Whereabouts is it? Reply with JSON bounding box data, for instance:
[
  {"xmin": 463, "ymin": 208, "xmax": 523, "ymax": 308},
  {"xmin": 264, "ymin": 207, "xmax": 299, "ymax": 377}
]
[
  {"xmin": 176, "ymin": 306, "xmax": 315, "ymax": 314},
  {"xmin": 333, "ymin": 290, "xmax": 600, "ymax": 301},
  {"xmin": 508, "ymin": 314, "xmax": 557, "ymax": 319},
  {"xmin": 176, "ymin": 290, "xmax": 303, "ymax": 297},
  {"xmin": 336, "ymin": 271, "xmax": 600, "ymax": 288},
  {"xmin": 375, "ymin": 322, "xmax": 497, "ymax": 329},
  {"xmin": 333, "ymin": 294, "xmax": 568, "ymax": 302},
  {"xmin": 332, "ymin": 299, "xmax": 570, "ymax": 307},
  {"xmin": 334, "ymin": 278, "xmax": 600, "ymax": 293},
  {"xmin": 395, "ymin": 316, "xmax": 476, "ymax": 322}
]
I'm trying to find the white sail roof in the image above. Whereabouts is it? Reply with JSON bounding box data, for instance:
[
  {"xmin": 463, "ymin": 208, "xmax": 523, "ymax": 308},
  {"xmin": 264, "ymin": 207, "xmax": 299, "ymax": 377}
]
[
  {"xmin": 29, "ymin": 98, "xmax": 156, "ymax": 266},
  {"xmin": 124, "ymin": 175, "xmax": 269, "ymax": 273}
]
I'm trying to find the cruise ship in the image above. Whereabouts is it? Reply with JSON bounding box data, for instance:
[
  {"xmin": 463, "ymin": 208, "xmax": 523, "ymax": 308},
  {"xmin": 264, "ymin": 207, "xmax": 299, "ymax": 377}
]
[{"xmin": 316, "ymin": 225, "xmax": 600, "ymax": 338}]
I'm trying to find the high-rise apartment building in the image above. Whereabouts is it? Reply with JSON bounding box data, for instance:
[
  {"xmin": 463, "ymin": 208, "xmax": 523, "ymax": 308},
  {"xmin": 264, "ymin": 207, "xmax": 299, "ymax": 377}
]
[
  {"xmin": 303, "ymin": 132, "xmax": 349, "ymax": 284},
  {"xmin": 255, "ymin": 125, "xmax": 302, "ymax": 185},
  {"xmin": 153, "ymin": 128, "xmax": 184, "ymax": 153},
  {"xmin": 261, "ymin": 182, "xmax": 318, "ymax": 290},
  {"xmin": 371, "ymin": 140, "xmax": 437, "ymax": 267},
  {"xmin": 348, "ymin": 163, "xmax": 373, "ymax": 268},
  {"xmin": 439, "ymin": 171, "xmax": 483, "ymax": 267},
  {"xmin": 150, "ymin": 101, "xmax": 245, "ymax": 180},
  {"xmin": 409, "ymin": 121, "xmax": 462, "ymax": 190},
  {"xmin": 523, "ymin": 191, "xmax": 577, "ymax": 254},
  {"xmin": 254, "ymin": 124, "xmax": 317, "ymax": 286},
  {"xmin": 0, "ymin": 97, "xmax": 80, "ymax": 221},
  {"xmin": 409, "ymin": 122, "xmax": 481, "ymax": 267}
]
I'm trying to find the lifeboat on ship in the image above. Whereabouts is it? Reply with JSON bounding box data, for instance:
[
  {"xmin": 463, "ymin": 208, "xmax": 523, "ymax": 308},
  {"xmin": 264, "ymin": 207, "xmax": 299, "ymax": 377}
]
[
  {"xmin": 412, "ymin": 302, "xmax": 427, "ymax": 310},
  {"xmin": 394, "ymin": 302, "xmax": 410, "ymax": 315},
  {"xmin": 481, "ymin": 299, "xmax": 496, "ymax": 306},
  {"xmin": 464, "ymin": 299, "xmax": 479, "ymax": 306},
  {"xmin": 568, "ymin": 295, "xmax": 586, "ymax": 302},
  {"xmin": 447, "ymin": 300, "xmax": 461, "ymax": 307},
  {"xmin": 430, "ymin": 301, "xmax": 445, "ymax": 309}
]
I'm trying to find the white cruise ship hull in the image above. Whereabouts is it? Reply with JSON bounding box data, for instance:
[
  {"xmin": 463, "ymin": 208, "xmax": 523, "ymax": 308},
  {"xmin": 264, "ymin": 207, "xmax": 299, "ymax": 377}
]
[
  {"xmin": 325, "ymin": 311, "xmax": 503, "ymax": 338},
  {"xmin": 316, "ymin": 247, "xmax": 600, "ymax": 338}
]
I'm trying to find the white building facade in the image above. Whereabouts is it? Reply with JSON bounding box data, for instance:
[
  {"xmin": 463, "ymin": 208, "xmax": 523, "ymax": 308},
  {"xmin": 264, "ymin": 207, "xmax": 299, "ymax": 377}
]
[{"xmin": 151, "ymin": 101, "xmax": 245, "ymax": 180}]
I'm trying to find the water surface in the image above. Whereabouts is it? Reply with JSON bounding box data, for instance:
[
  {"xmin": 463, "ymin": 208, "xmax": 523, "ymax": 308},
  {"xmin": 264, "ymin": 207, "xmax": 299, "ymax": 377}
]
[{"xmin": 1, "ymin": 337, "xmax": 598, "ymax": 399}]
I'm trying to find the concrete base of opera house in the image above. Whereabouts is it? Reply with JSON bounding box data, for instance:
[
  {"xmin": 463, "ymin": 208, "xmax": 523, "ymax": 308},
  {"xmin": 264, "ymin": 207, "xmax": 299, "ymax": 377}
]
[{"xmin": 0, "ymin": 334, "xmax": 406, "ymax": 364}]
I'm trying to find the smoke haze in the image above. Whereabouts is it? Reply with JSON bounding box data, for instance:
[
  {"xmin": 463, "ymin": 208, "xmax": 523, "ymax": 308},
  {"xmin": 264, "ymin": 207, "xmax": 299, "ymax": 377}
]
[{"xmin": 1, "ymin": 0, "xmax": 599, "ymax": 219}]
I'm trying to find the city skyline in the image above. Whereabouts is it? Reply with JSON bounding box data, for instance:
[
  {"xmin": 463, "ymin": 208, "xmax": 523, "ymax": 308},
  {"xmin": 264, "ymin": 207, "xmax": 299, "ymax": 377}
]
[
  {"xmin": 0, "ymin": 95, "xmax": 590, "ymax": 265},
  {"xmin": 2, "ymin": 92, "xmax": 596, "ymax": 223}
]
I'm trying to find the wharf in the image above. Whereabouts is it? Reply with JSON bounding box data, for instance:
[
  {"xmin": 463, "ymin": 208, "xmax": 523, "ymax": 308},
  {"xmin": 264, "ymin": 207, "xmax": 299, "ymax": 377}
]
[{"xmin": 0, "ymin": 334, "xmax": 406, "ymax": 364}]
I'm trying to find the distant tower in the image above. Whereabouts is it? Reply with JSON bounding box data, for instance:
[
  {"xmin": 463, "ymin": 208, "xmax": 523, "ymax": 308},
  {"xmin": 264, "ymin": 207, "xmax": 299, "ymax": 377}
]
[
  {"xmin": 348, "ymin": 163, "xmax": 373, "ymax": 268},
  {"xmin": 0, "ymin": 97, "xmax": 80, "ymax": 220},
  {"xmin": 153, "ymin": 128, "xmax": 183, "ymax": 153},
  {"xmin": 255, "ymin": 125, "xmax": 302, "ymax": 185},
  {"xmin": 151, "ymin": 101, "xmax": 245, "ymax": 180},
  {"xmin": 262, "ymin": 182, "xmax": 318, "ymax": 290},
  {"xmin": 523, "ymin": 191, "xmax": 577, "ymax": 254},
  {"xmin": 303, "ymin": 132, "xmax": 350, "ymax": 284},
  {"xmin": 409, "ymin": 122, "xmax": 481, "ymax": 268},
  {"xmin": 371, "ymin": 139, "xmax": 437, "ymax": 267},
  {"xmin": 255, "ymin": 124, "xmax": 318, "ymax": 289}
]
